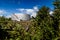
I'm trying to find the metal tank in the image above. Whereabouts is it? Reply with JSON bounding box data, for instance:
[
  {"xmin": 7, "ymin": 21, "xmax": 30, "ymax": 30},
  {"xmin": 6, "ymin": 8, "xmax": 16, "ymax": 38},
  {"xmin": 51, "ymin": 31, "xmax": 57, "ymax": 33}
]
[{"xmin": 11, "ymin": 13, "xmax": 30, "ymax": 21}]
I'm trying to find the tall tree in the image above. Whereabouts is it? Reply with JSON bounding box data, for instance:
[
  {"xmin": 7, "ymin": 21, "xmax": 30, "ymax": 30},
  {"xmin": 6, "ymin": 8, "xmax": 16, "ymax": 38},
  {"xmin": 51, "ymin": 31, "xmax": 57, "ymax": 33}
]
[
  {"xmin": 53, "ymin": 0, "xmax": 60, "ymax": 9},
  {"xmin": 53, "ymin": 0, "xmax": 60, "ymax": 39},
  {"xmin": 33, "ymin": 6, "xmax": 55, "ymax": 40}
]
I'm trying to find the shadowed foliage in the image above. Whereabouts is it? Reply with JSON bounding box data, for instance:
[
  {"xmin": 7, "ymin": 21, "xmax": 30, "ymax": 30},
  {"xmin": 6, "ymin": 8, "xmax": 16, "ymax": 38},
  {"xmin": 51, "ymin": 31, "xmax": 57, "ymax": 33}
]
[{"xmin": 0, "ymin": 0, "xmax": 60, "ymax": 40}]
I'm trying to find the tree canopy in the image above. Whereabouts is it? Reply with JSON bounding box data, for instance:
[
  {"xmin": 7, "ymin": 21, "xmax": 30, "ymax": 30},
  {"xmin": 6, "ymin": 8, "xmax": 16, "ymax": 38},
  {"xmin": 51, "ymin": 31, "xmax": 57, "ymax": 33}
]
[{"xmin": 0, "ymin": 0, "xmax": 60, "ymax": 40}]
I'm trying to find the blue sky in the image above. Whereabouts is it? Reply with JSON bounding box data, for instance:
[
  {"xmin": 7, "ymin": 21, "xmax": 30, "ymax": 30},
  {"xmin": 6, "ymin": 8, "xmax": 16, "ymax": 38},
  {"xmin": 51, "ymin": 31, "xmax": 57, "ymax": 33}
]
[{"xmin": 0, "ymin": 0, "xmax": 54, "ymax": 17}]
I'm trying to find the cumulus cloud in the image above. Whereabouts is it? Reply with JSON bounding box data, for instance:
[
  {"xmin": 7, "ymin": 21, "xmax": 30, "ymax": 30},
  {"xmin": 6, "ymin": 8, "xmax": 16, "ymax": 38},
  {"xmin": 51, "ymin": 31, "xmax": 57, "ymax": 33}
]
[
  {"xmin": 0, "ymin": 15, "xmax": 3, "ymax": 17},
  {"xmin": 16, "ymin": 8, "xmax": 25, "ymax": 12},
  {"xmin": 16, "ymin": 6, "xmax": 39, "ymax": 18},
  {"xmin": 6, "ymin": 15, "xmax": 11, "ymax": 18},
  {"xmin": 49, "ymin": 11, "xmax": 53, "ymax": 16},
  {"xmin": 0, "ymin": 10, "xmax": 7, "ymax": 16},
  {"xmin": 33, "ymin": 6, "xmax": 39, "ymax": 11},
  {"xmin": 0, "ymin": 10, "xmax": 6, "ymax": 14}
]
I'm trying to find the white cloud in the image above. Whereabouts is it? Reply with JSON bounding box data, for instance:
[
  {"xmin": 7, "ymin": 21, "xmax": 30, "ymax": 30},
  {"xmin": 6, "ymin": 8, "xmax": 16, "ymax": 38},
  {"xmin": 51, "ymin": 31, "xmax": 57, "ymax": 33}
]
[
  {"xmin": 33, "ymin": 6, "xmax": 39, "ymax": 11},
  {"xmin": 16, "ymin": 6, "xmax": 39, "ymax": 18},
  {"xmin": 16, "ymin": 8, "xmax": 25, "ymax": 12},
  {"xmin": 0, "ymin": 15, "xmax": 3, "ymax": 17},
  {"xmin": 0, "ymin": 10, "xmax": 6, "ymax": 14},
  {"xmin": 0, "ymin": 9, "xmax": 7, "ymax": 17},
  {"xmin": 6, "ymin": 15, "xmax": 11, "ymax": 18},
  {"xmin": 49, "ymin": 11, "xmax": 53, "ymax": 15}
]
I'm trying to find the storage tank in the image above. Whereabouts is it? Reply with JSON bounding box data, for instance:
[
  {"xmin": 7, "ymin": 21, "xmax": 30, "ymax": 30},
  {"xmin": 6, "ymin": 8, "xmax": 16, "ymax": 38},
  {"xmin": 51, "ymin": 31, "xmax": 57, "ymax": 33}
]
[{"xmin": 11, "ymin": 13, "xmax": 30, "ymax": 21}]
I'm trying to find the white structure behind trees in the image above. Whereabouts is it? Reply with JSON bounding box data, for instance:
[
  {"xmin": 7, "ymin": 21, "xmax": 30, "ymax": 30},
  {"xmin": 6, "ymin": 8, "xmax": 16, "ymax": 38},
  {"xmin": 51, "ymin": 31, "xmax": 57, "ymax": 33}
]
[{"xmin": 11, "ymin": 13, "xmax": 30, "ymax": 21}]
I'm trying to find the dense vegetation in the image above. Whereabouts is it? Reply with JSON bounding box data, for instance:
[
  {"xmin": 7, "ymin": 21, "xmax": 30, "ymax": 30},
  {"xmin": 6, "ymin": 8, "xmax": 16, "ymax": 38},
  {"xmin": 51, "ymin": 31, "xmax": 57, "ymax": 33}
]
[{"xmin": 0, "ymin": 0, "xmax": 60, "ymax": 40}]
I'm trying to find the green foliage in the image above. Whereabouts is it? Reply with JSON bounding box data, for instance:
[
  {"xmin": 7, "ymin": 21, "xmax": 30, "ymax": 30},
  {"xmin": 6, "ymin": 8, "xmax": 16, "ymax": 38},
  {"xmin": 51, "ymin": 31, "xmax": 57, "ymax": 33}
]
[
  {"xmin": 0, "ymin": 0, "xmax": 60, "ymax": 40},
  {"xmin": 53, "ymin": 0, "xmax": 60, "ymax": 9},
  {"xmin": 34, "ymin": 6, "xmax": 56, "ymax": 40}
]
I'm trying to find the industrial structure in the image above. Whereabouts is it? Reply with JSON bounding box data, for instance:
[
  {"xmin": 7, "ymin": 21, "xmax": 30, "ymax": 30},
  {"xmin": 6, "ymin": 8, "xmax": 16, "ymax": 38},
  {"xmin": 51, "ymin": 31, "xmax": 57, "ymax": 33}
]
[{"xmin": 11, "ymin": 13, "xmax": 30, "ymax": 21}]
